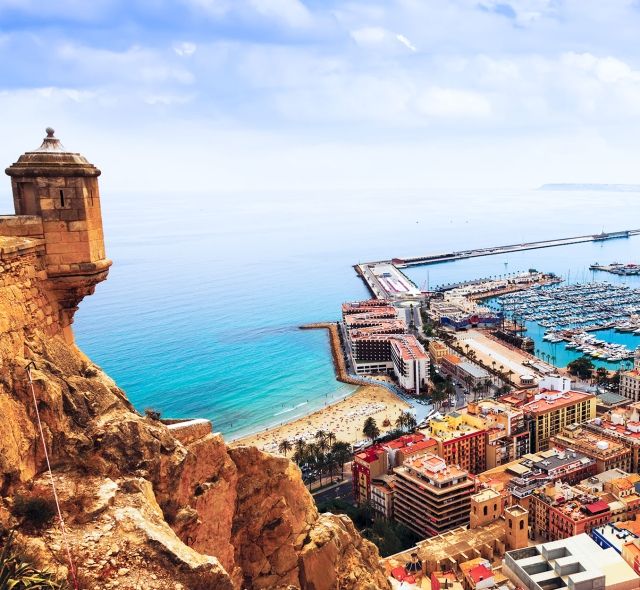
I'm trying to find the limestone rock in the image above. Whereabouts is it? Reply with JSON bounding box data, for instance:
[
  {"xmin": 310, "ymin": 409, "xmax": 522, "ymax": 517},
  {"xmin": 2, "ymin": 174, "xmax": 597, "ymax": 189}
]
[{"xmin": 0, "ymin": 232, "xmax": 390, "ymax": 589}]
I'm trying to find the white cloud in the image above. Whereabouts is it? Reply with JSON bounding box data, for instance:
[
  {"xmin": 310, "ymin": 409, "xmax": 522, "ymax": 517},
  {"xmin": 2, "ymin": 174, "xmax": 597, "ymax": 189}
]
[
  {"xmin": 249, "ymin": 0, "xmax": 312, "ymax": 27},
  {"xmin": 173, "ymin": 42, "xmax": 197, "ymax": 57},
  {"xmin": 350, "ymin": 26, "xmax": 388, "ymax": 45},
  {"xmin": 417, "ymin": 87, "xmax": 492, "ymax": 118},
  {"xmin": 395, "ymin": 34, "xmax": 417, "ymax": 52}
]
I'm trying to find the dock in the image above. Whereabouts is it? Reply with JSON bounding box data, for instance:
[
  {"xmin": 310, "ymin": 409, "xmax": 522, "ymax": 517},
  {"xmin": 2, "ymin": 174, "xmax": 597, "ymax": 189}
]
[{"xmin": 391, "ymin": 228, "xmax": 640, "ymax": 268}]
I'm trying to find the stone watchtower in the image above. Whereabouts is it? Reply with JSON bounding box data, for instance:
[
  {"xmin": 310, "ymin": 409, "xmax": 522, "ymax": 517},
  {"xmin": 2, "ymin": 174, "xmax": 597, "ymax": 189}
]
[{"xmin": 4, "ymin": 128, "xmax": 111, "ymax": 341}]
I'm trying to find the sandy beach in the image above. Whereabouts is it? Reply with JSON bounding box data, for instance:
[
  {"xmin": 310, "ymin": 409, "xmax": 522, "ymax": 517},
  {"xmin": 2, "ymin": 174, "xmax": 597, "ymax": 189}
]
[{"xmin": 230, "ymin": 385, "xmax": 411, "ymax": 455}]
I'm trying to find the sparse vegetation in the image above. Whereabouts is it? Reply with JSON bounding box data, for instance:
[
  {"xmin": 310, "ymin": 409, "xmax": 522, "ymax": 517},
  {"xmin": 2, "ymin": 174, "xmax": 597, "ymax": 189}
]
[
  {"xmin": 315, "ymin": 499, "xmax": 419, "ymax": 557},
  {"xmin": 144, "ymin": 408, "xmax": 162, "ymax": 421},
  {"xmin": 11, "ymin": 495, "xmax": 56, "ymax": 531},
  {"xmin": 0, "ymin": 530, "xmax": 68, "ymax": 589}
]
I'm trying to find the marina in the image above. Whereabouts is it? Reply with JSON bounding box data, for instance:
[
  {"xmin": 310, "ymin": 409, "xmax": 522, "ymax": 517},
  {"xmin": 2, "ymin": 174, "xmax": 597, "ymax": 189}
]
[
  {"xmin": 590, "ymin": 262, "xmax": 640, "ymax": 276},
  {"xmin": 491, "ymin": 283, "xmax": 640, "ymax": 363}
]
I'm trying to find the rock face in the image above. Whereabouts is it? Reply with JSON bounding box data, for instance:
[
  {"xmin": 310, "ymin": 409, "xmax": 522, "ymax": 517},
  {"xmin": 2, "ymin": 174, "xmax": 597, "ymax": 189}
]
[{"xmin": 0, "ymin": 242, "xmax": 390, "ymax": 588}]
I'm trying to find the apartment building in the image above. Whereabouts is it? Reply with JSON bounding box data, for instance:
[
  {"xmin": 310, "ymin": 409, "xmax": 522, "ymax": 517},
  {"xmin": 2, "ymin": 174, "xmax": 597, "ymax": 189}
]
[
  {"xmin": 393, "ymin": 453, "xmax": 475, "ymax": 537},
  {"xmin": 551, "ymin": 424, "xmax": 632, "ymax": 473},
  {"xmin": 424, "ymin": 412, "xmax": 487, "ymax": 474},
  {"xmin": 522, "ymin": 384, "xmax": 596, "ymax": 452}
]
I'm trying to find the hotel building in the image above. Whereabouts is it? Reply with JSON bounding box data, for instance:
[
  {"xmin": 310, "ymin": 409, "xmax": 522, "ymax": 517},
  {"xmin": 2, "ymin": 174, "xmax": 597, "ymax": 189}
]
[
  {"xmin": 393, "ymin": 453, "xmax": 475, "ymax": 537},
  {"xmin": 391, "ymin": 336, "xmax": 430, "ymax": 395},
  {"xmin": 522, "ymin": 377, "xmax": 596, "ymax": 452}
]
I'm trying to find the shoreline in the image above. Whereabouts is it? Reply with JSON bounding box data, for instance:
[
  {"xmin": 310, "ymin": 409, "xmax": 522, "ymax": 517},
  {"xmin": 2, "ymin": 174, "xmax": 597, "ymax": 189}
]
[
  {"xmin": 230, "ymin": 383, "xmax": 411, "ymax": 454},
  {"xmin": 229, "ymin": 322, "xmax": 416, "ymax": 451}
]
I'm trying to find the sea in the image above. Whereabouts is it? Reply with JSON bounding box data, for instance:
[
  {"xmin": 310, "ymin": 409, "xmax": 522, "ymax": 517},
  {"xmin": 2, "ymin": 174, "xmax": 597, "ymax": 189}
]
[{"xmin": 52, "ymin": 187, "xmax": 640, "ymax": 440}]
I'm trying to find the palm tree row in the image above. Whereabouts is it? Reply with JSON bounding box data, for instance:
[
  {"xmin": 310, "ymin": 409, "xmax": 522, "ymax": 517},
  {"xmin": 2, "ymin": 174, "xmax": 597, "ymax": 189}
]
[{"xmin": 280, "ymin": 430, "xmax": 352, "ymax": 487}]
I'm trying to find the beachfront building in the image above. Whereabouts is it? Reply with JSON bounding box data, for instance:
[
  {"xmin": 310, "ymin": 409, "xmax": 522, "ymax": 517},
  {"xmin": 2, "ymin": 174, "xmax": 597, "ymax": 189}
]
[
  {"xmin": 467, "ymin": 400, "xmax": 531, "ymax": 469},
  {"xmin": 530, "ymin": 482, "xmax": 611, "ymax": 541},
  {"xmin": 551, "ymin": 424, "xmax": 632, "ymax": 473},
  {"xmin": 504, "ymin": 534, "xmax": 640, "ymax": 590},
  {"xmin": 522, "ymin": 379, "xmax": 596, "ymax": 452},
  {"xmin": 349, "ymin": 332, "xmax": 395, "ymax": 375},
  {"xmin": 585, "ymin": 404, "xmax": 640, "ymax": 473},
  {"xmin": 424, "ymin": 412, "xmax": 487, "ymax": 474},
  {"xmin": 391, "ymin": 335, "xmax": 430, "ymax": 395},
  {"xmin": 393, "ymin": 453, "xmax": 475, "ymax": 537},
  {"xmin": 352, "ymin": 445, "xmax": 388, "ymax": 505}
]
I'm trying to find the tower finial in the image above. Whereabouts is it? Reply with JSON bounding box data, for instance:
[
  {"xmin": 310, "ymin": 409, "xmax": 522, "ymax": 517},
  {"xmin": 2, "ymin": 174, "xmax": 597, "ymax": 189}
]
[{"xmin": 46, "ymin": 127, "xmax": 55, "ymax": 138}]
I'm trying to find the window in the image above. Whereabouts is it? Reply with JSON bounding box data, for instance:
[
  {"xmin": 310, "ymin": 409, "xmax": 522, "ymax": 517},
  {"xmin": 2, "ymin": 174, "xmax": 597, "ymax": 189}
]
[
  {"xmin": 520, "ymin": 520, "xmax": 524, "ymax": 530},
  {"xmin": 483, "ymin": 506, "xmax": 488, "ymax": 516}
]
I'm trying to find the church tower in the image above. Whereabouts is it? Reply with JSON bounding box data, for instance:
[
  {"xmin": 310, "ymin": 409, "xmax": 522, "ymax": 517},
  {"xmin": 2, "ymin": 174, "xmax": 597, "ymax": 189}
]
[
  {"xmin": 505, "ymin": 505, "xmax": 528, "ymax": 550},
  {"xmin": 5, "ymin": 128, "xmax": 111, "ymax": 341}
]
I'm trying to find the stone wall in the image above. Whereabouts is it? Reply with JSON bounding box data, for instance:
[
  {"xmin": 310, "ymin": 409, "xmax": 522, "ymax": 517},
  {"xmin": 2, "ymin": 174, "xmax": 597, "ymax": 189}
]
[{"xmin": 0, "ymin": 243, "xmax": 62, "ymax": 349}]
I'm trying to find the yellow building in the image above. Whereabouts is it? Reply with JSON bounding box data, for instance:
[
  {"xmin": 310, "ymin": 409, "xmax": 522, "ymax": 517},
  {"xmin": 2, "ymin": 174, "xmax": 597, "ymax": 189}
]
[
  {"xmin": 429, "ymin": 339, "xmax": 449, "ymax": 365},
  {"xmin": 522, "ymin": 389, "xmax": 596, "ymax": 452}
]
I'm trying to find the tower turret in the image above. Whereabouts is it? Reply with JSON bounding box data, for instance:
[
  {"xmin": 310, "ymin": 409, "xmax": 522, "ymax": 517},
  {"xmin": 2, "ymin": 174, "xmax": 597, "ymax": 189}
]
[{"xmin": 5, "ymin": 128, "xmax": 111, "ymax": 340}]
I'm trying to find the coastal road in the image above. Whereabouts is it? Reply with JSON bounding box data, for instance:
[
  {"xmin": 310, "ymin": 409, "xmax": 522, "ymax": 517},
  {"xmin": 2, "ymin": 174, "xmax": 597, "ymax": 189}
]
[{"xmin": 313, "ymin": 480, "xmax": 353, "ymax": 504}]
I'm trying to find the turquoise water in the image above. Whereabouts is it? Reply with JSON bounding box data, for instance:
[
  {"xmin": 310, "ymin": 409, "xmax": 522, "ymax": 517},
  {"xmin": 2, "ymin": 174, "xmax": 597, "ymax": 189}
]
[{"xmin": 4, "ymin": 187, "xmax": 636, "ymax": 439}]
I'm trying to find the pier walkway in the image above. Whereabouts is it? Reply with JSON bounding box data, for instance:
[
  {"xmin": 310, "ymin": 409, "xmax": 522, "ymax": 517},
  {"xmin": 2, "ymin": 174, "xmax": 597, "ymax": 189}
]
[{"xmin": 392, "ymin": 228, "xmax": 640, "ymax": 268}]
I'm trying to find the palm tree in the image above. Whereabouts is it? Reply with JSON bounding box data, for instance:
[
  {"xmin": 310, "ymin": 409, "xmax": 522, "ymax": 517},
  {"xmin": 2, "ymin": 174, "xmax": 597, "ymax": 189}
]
[
  {"xmin": 507, "ymin": 369, "xmax": 514, "ymax": 384},
  {"xmin": 315, "ymin": 430, "xmax": 329, "ymax": 454},
  {"xmin": 305, "ymin": 442, "xmax": 323, "ymax": 486},
  {"xmin": 292, "ymin": 438, "xmax": 307, "ymax": 467},
  {"xmin": 326, "ymin": 431, "xmax": 337, "ymax": 447},
  {"xmin": 362, "ymin": 417, "xmax": 380, "ymax": 443},
  {"xmin": 395, "ymin": 411, "xmax": 407, "ymax": 432},
  {"xmin": 331, "ymin": 441, "xmax": 352, "ymax": 479},
  {"xmin": 404, "ymin": 413, "xmax": 417, "ymax": 432},
  {"xmin": 278, "ymin": 439, "xmax": 292, "ymax": 457}
]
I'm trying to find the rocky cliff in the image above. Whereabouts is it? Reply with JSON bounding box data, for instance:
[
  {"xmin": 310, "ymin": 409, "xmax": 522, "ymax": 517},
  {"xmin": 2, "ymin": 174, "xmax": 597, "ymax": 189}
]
[{"xmin": 0, "ymin": 243, "xmax": 390, "ymax": 589}]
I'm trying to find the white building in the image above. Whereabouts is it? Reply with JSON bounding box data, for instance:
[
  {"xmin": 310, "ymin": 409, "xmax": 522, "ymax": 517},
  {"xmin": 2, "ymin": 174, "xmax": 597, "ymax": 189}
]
[
  {"xmin": 504, "ymin": 533, "xmax": 640, "ymax": 590},
  {"xmin": 620, "ymin": 349, "xmax": 640, "ymax": 402},
  {"xmin": 391, "ymin": 336, "xmax": 430, "ymax": 395}
]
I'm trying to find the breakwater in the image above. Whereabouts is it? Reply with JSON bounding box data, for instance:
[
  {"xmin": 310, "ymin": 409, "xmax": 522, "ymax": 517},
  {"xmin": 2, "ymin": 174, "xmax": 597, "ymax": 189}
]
[{"xmin": 300, "ymin": 323, "xmax": 362, "ymax": 385}]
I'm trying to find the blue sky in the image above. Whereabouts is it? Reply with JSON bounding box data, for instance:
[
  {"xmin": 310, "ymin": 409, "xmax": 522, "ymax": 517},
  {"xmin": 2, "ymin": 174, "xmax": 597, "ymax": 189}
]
[{"xmin": 2, "ymin": 0, "xmax": 640, "ymax": 190}]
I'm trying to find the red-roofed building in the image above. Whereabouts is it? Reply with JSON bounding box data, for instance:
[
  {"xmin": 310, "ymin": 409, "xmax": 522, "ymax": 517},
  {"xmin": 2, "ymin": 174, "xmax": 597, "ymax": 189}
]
[
  {"xmin": 467, "ymin": 564, "xmax": 494, "ymax": 590},
  {"xmin": 531, "ymin": 482, "xmax": 612, "ymax": 541},
  {"xmin": 352, "ymin": 445, "xmax": 388, "ymax": 505},
  {"xmin": 383, "ymin": 432, "xmax": 437, "ymax": 467}
]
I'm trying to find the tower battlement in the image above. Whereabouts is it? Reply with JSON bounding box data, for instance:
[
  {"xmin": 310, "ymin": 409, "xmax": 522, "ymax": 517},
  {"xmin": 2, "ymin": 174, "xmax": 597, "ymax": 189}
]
[{"xmin": 2, "ymin": 128, "xmax": 111, "ymax": 342}]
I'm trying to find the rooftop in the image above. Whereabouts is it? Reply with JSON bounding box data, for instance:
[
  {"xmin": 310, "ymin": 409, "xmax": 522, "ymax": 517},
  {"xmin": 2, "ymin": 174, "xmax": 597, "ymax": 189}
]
[
  {"xmin": 522, "ymin": 389, "xmax": 595, "ymax": 415},
  {"xmin": 400, "ymin": 452, "xmax": 469, "ymax": 482},
  {"xmin": 506, "ymin": 533, "xmax": 640, "ymax": 589}
]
